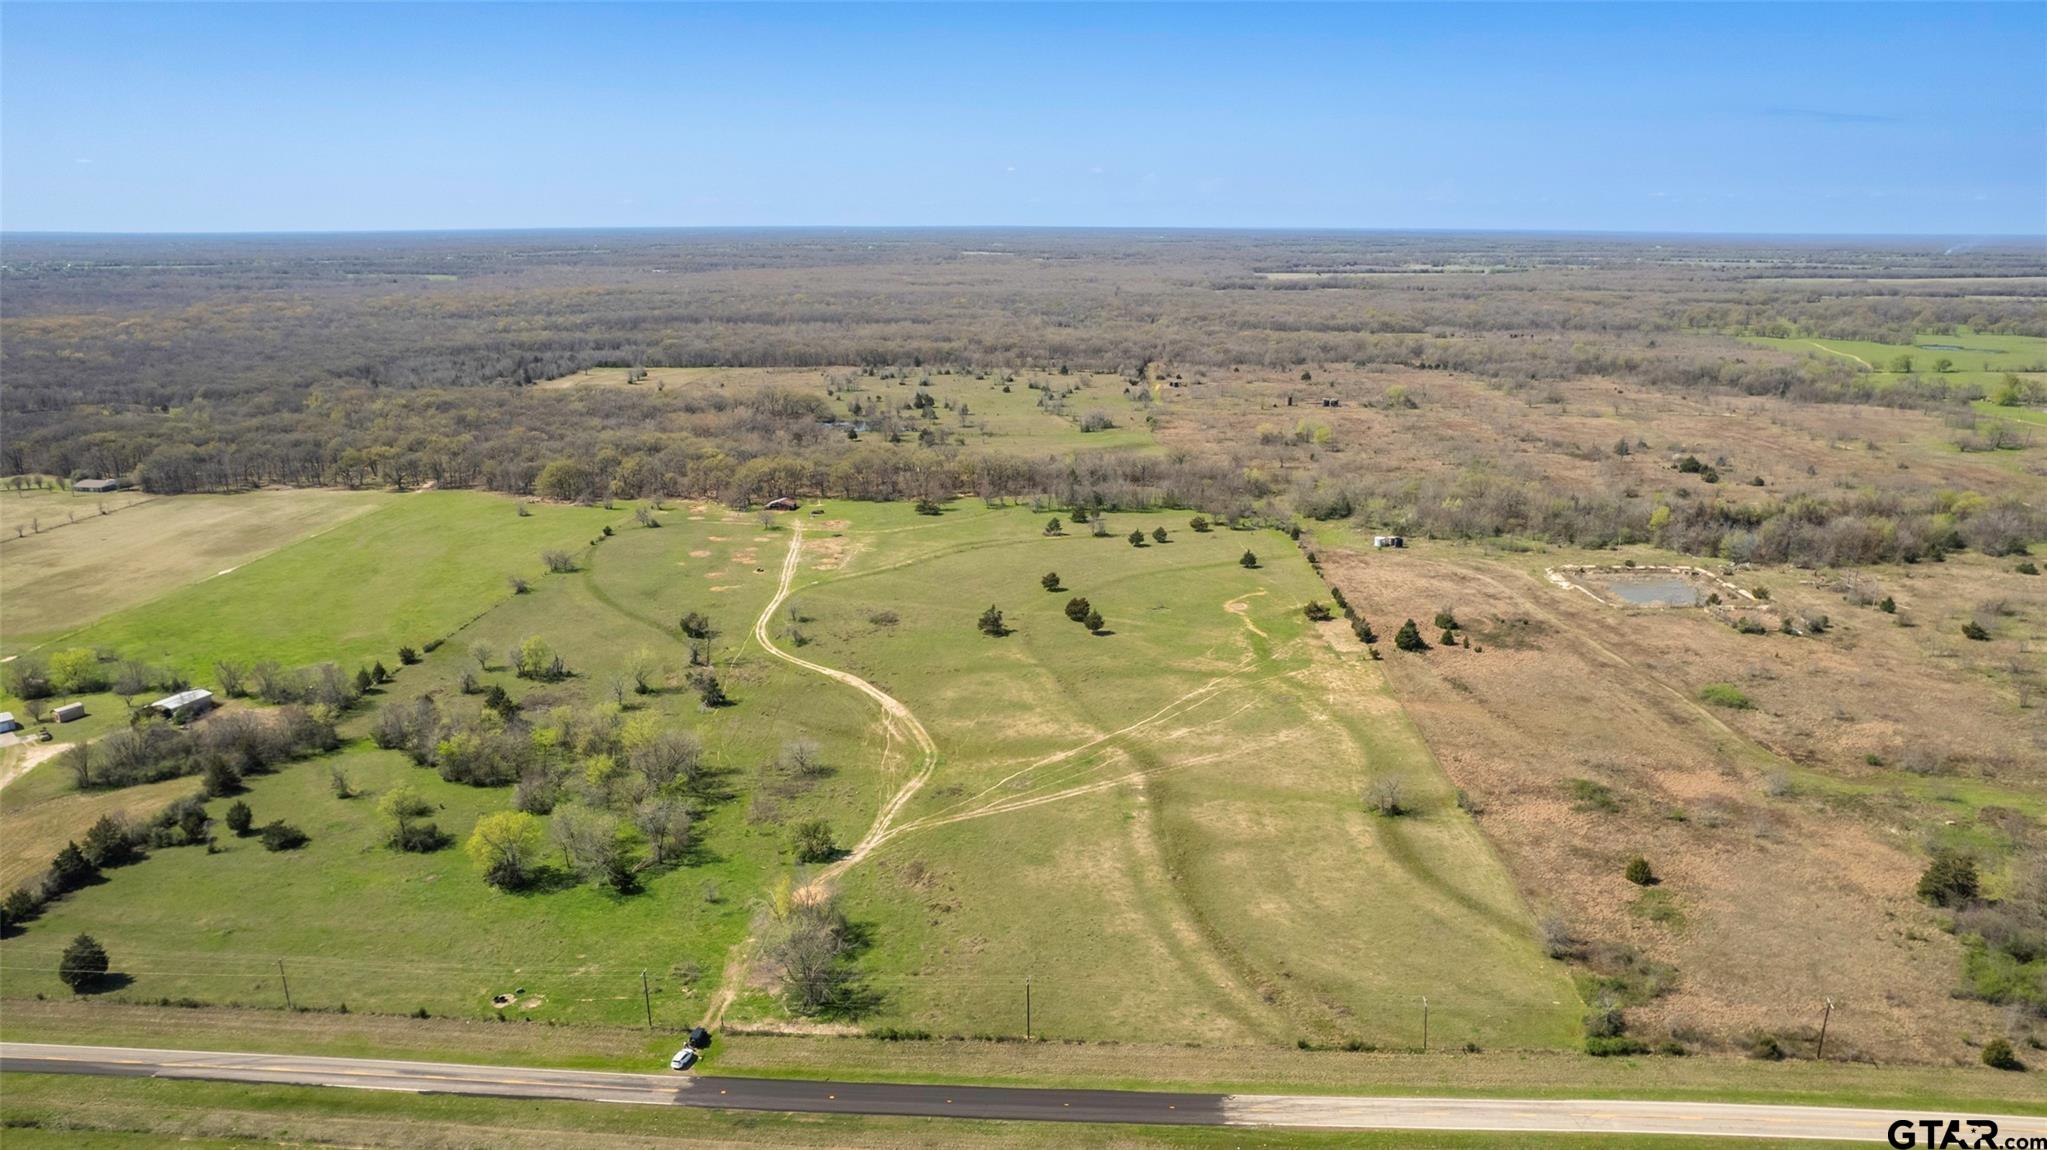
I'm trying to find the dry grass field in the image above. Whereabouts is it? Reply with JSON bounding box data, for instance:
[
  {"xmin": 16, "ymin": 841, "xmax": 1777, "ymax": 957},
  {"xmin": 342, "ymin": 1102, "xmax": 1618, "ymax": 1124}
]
[
  {"xmin": 1318, "ymin": 538, "xmax": 2040, "ymax": 1063},
  {"xmin": 541, "ymin": 364, "xmax": 1160, "ymax": 454},
  {"xmin": 1256, "ymin": 351, "xmax": 2047, "ymax": 1067},
  {"xmin": 1148, "ymin": 360, "xmax": 2036, "ymax": 508}
]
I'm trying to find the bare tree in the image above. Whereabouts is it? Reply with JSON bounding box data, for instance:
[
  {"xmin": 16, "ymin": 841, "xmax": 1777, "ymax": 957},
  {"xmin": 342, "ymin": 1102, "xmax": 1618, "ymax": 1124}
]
[
  {"xmin": 550, "ymin": 804, "xmax": 623, "ymax": 882},
  {"xmin": 213, "ymin": 660, "xmax": 248, "ymax": 698},
  {"xmin": 768, "ymin": 893, "xmax": 853, "ymax": 1015},
  {"xmin": 62, "ymin": 743, "xmax": 91, "ymax": 789},
  {"xmin": 630, "ymin": 729, "xmax": 705, "ymax": 791},
  {"xmin": 1364, "ymin": 777, "xmax": 1407, "ymax": 816},
  {"xmin": 779, "ymin": 739, "xmax": 826, "ymax": 779},
  {"xmin": 633, "ymin": 795, "xmax": 693, "ymax": 865}
]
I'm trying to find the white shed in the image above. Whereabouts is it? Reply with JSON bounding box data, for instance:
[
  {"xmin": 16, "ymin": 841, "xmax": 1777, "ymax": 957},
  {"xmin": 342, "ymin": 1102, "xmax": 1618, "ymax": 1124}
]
[{"xmin": 151, "ymin": 688, "xmax": 216, "ymax": 717}]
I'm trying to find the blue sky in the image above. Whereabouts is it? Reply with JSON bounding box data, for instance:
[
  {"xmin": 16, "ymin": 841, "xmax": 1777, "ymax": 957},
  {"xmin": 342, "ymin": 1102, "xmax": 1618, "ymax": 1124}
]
[{"xmin": 3, "ymin": 3, "xmax": 2042, "ymax": 234}]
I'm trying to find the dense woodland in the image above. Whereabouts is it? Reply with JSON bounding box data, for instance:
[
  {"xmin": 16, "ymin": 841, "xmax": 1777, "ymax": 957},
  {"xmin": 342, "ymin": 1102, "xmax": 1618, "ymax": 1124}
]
[{"xmin": 4, "ymin": 230, "xmax": 2044, "ymax": 561}]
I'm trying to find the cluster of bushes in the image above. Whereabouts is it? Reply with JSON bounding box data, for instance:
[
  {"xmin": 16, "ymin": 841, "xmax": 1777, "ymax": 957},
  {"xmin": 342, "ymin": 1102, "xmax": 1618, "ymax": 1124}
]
[
  {"xmin": 765, "ymin": 889, "xmax": 862, "ymax": 1016},
  {"xmin": 213, "ymin": 659, "xmax": 363, "ymax": 711},
  {"xmin": 3, "ymin": 648, "xmax": 202, "ymax": 706},
  {"xmin": 1922, "ymin": 850, "xmax": 2047, "ymax": 1015},
  {"xmin": 1655, "ymin": 493, "xmax": 2039, "ymax": 568},
  {"xmin": 60, "ymin": 708, "xmax": 337, "ymax": 793},
  {"xmin": 1324, "ymin": 465, "xmax": 2039, "ymax": 569},
  {"xmin": 511, "ymin": 636, "xmax": 569, "ymax": 681},
  {"xmin": 1059, "ymin": 595, "xmax": 1105, "ymax": 634},
  {"xmin": 374, "ymin": 785, "xmax": 451, "ymax": 853},
  {"xmin": 375, "ymin": 696, "xmax": 530, "ymax": 788},
  {"xmin": 379, "ymin": 694, "xmax": 717, "ymax": 893}
]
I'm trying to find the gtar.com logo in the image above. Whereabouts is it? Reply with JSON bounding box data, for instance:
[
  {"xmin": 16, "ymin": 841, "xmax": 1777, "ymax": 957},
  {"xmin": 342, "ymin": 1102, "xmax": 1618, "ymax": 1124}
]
[{"xmin": 1888, "ymin": 1117, "xmax": 2045, "ymax": 1149}]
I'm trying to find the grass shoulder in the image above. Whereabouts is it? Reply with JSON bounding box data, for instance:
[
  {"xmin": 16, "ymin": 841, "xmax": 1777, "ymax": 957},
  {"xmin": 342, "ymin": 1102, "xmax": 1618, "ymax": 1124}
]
[{"xmin": 1, "ymin": 1002, "xmax": 2037, "ymax": 1115}]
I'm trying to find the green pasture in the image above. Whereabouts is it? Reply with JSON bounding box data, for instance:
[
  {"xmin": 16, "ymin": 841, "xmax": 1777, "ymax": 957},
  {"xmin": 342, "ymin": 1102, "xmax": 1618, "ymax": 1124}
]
[
  {"xmin": 1742, "ymin": 329, "xmax": 2047, "ymax": 392},
  {"xmin": 44, "ymin": 492, "xmax": 618, "ymax": 678},
  {"xmin": 826, "ymin": 369, "xmax": 1159, "ymax": 454},
  {"xmin": 0, "ymin": 487, "xmax": 392, "ymax": 655},
  {"xmin": 0, "ymin": 494, "xmax": 1578, "ymax": 1049}
]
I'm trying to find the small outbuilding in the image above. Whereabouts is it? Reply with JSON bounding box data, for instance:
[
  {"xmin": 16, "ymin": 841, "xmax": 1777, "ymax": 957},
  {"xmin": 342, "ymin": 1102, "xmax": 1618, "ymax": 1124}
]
[
  {"xmin": 0, "ymin": 712, "xmax": 19, "ymax": 735},
  {"xmin": 763, "ymin": 497, "xmax": 801, "ymax": 511},
  {"xmin": 53, "ymin": 702, "xmax": 87, "ymax": 723},
  {"xmin": 74, "ymin": 478, "xmax": 121, "ymax": 494},
  {"xmin": 151, "ymin": 688, "xmax": 216, "ymax": 718},
  {"xmin": 1372, "ymin": 535, "xmax": 1406, "ymax": 549}
]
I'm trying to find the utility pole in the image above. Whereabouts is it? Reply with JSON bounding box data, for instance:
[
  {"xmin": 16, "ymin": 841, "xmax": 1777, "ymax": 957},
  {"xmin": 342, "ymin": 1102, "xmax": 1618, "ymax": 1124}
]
[
  {"xmin": 642, "ymin": 970, "xmax": 654, "ymax": 1030},
  {"xmin": 1815, "ymin": 998, "xmax": 1833, "ymax": 1060},
  {"xmin": 277, "ymin": 960, "xmax": 293, "ymax": 1011},
  {"xmin": 1025, "ymin": 978, "xmax": 1032, "ymax": 1040},
  {"xmin": 1421, "ymin": 997, "xmax": 1429, "ymax": 1053}
]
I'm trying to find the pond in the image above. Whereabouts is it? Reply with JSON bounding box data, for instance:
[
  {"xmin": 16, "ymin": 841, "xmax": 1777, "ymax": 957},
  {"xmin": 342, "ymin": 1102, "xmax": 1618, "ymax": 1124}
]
[{"xmin": 1604, "ymin": 577, "xmax": 1701, "ymax": 607}]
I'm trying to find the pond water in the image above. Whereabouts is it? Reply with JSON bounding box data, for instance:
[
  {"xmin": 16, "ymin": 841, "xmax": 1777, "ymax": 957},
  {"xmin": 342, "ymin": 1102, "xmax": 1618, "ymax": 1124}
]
[{"xmin": 1604, "ymin": 577, "xmax": 1701, "ymax": 607}]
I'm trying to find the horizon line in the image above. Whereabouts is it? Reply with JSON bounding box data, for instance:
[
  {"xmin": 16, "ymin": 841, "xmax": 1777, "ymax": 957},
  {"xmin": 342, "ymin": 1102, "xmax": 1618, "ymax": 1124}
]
[{"xmin": 4, "ymin": 224, "xmax": 2045, "ymax": 245}]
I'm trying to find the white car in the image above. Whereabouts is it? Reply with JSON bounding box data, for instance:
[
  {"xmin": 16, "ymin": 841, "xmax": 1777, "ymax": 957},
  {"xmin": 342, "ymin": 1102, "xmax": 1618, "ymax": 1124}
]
[{"xmin": 670, "ymin": 1048, "xmax": 700, "ymax": 1071}]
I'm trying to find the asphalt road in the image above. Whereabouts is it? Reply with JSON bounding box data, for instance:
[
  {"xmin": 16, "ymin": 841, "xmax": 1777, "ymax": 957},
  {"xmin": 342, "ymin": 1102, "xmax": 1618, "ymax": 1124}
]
[{"xmin": 6, "ymin": 1041, "xmax": 2045, "ymax": 1142}]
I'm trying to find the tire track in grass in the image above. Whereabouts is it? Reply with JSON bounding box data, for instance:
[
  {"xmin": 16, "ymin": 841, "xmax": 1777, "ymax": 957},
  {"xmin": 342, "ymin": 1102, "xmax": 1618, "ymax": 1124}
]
[
  {"xmin": 754, "ymin": 523, "xmax": 940, "ymax": 889},
  {"xmin": 1807, "ymin": 340, "xmax": 1874, "ymax": 369},
  {"xmin": 700, "ymin": 522, "xmax": 939, "ymax": 1028}
]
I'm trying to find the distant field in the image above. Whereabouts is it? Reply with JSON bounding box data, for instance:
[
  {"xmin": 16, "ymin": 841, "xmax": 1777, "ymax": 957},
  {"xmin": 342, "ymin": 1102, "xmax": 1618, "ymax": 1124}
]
[
  {"xmin": 1742, "ymin": 329, "xmax": 2047, "ymax": 389},
  {"xmin": 0, "ymin": 488, "xmax": 392, "ymax": 653},
  {"xmin": 43, "ymin": 492, "xmax": 618, "ymax": 680},
  {"xmin": 0, "ymin": 494, "xmax": 1577, "ymax": 1051},
  {"xmin": 1973, "ymin": 399, "xmax": 2047, "ymax": 427},
  {"xmin": 541, "ymin": 365, "xmax": 1160, "ymax": 454}
]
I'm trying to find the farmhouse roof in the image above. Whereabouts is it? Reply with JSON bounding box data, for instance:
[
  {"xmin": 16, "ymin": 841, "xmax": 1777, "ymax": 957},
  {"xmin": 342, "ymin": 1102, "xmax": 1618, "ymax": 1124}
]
[{"xmin": 152, "ymin": 688, "xmax": 214, "ymax": 712}]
